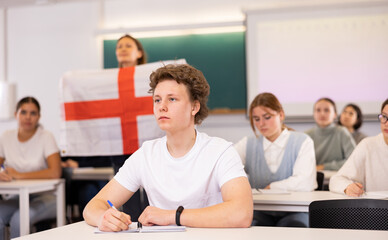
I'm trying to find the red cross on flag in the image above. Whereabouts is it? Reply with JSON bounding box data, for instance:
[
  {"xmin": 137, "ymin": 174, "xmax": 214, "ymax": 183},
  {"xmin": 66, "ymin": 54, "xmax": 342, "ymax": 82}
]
[{"xmin": 59, "ymin": 59, "xmax": 186, "ymax": 156}]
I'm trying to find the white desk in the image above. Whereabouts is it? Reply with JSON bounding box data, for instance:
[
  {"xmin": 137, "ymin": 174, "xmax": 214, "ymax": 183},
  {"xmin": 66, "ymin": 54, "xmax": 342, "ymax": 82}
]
[
  {"xmin": 70, "ymin": 167, "xmax": 114, "ymax": 180},
  {"xmin": 13, "ymin": 221, "xmax": 388, "ymax": 240},
  {"xmin": 0, "ymin": 179, "xmax": 65, "ymax": 236},
  {"xmin": 253, "ymin": 191, "xmax": 351, "ymax": 212}
]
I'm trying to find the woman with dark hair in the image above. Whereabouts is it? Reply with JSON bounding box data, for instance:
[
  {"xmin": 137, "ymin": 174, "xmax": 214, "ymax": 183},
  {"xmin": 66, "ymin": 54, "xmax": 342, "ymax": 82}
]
[
  {"xmin": 306, "ymin": 97, "xmax": 356, "ymax": 171},
  {"xmin": 234, "ymin": 92, "xmax": 316, "ymax": 227},
  {"xmin": 0, "ymin": 97, "xmax": 61, "ymax": 239},
  {"xmin": 338, "ymin": 103, "xmax": 367, "ymax": 144},
  {"xmin": 330, "ymin": 99, "xmax": 388, "ymax": 196}
]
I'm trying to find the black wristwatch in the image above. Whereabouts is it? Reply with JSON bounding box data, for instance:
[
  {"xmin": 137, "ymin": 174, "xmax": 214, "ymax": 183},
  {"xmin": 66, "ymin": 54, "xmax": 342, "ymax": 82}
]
[{"xmin": 175, "ymin": 206, "xmax": 184, "ymax": 226}]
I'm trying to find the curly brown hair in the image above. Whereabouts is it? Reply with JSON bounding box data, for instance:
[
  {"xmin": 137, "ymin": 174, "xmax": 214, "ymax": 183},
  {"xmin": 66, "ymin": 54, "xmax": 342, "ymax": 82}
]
[{"xmin": 149, "ymin": 64, "xmax": 210, "ymax": 125}]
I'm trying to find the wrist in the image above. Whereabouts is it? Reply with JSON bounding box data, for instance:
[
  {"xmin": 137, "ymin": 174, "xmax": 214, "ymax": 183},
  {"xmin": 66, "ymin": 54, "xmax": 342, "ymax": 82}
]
[
  {"xmin": 10, "ymin": 171, "xmax": 20, "ymax": 179},
  {"xmin": 170, "ymin": 210, "xmax": 176, "ymax": 225}
]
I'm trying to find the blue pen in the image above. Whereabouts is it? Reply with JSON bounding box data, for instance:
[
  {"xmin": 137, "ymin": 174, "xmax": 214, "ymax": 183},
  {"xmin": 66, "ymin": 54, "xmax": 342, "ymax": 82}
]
[
  {"xmin": 107, "ymin": 200, "xmax": 117, "ymax": 210},
  {"xmin": 0, "ymin": 164, "xmax": 5, "ymax": 172}
]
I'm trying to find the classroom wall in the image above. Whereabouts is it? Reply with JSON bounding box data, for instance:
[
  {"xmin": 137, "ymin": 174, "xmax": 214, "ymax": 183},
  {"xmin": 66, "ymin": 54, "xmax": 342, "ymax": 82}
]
[
  {"xmin": 0, "ymin": 1, "xmax": 101, "ymax": 139},
  {"xmin": 0, "ymin": 0, "xmax": 382, "ymax": 146},
  {"xmin": 0, "ymin": 9, "xmax": 4, "ymax": 81}
]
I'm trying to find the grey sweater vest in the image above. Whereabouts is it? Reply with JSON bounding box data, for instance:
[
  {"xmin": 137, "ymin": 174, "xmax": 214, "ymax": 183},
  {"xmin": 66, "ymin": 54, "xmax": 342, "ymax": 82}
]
[{"xmin": 245, "ymin": 132, "xmax": 307, "ymax": 189}]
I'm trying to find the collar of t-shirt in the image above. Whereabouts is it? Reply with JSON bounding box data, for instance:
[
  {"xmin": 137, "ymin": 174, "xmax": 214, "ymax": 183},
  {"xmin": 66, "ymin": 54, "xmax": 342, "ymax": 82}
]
[{"xmin": 263, "ymin": 129, "xmax": 290, "ymax": 173}]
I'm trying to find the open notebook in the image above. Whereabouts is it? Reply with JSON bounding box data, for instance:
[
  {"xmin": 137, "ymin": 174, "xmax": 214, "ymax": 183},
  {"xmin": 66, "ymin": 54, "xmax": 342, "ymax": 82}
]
[
  {"xmin": 94, "ymin": 222, "xmax": 186, "ymax": 233},
  {"xmin": 361, "ymin": 191, "xmax": 388, "ymax": 199}
]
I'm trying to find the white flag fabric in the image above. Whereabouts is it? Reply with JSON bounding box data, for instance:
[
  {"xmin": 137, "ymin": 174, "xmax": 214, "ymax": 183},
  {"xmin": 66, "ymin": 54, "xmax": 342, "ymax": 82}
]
[{"xmin": 59, "ymin": 59, "xmax": 186, "ymax": 156}]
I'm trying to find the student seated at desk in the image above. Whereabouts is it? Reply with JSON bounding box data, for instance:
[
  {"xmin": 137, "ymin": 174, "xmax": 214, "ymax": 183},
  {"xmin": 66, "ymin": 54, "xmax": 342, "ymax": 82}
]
[
  {"xmin": 234, "ymin": 92, "xmax": 317, "ymax": 227},
  {"xmin": 306, "ymin": 97, "xmax": 356, "ymax": 171},
  {"xmin": 329, "ymin": 99, "xmax": 388, "ymax": 197},
  {"xmin": 83, "ymin": 64, "xmax": 253, "ymax": 230},
  {"xmin": 0, "ymin": 97, "xmax": 62, "ymax": 239}
]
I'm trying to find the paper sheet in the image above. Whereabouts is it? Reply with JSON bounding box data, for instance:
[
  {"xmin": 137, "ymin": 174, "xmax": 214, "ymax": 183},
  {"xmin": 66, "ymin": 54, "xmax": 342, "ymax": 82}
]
[
  {"xmin": 361, "ymin": 191, "xmax": 388, "ymax": 199},
  {"xmin": 94, "ymin": 222, "xmax": 186, "ymax": 233}
]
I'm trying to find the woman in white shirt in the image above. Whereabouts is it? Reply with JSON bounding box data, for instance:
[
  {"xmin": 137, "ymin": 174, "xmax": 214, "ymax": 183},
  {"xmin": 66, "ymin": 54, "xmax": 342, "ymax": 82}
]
[
  {"xmin": 0, "ymin": 97, "xmax": 61, "ymax": 239},
  {"xmin": 330, "ymin": 99, "xmax": 388, "ymax": 196},
  {"xmin": 235, "ymin": 92, "xmax": 316, "ymax": 227}
]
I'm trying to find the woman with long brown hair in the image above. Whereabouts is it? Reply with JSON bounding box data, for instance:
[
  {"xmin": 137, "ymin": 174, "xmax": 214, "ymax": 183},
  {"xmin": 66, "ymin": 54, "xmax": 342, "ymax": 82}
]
[{"xmin": 235, "ymin": 92, "xmax": 316, "ymax": 227}]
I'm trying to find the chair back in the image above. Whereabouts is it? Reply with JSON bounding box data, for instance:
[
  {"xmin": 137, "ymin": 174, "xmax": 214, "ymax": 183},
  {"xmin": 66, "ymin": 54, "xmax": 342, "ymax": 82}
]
[
  {"xmin": 309, "ymin": 199, "xmax": 388, "ymax": 230},
  {"xmin": 315, "ymin": 171, "xmax": 324, "ymax": 191}
]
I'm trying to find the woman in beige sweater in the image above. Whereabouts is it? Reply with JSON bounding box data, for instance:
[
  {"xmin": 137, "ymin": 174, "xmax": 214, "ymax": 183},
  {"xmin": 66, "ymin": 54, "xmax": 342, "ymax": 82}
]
[{"xmin": 329, "ymin": 99, "xmax": 388, "ymax": 197}]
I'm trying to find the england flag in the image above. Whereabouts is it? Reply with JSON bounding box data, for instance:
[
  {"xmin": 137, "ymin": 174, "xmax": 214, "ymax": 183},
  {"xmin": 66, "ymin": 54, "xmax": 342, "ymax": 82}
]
[{"xmin": 59, "ymin": 59, "xmax": 186, "ymax": 156}]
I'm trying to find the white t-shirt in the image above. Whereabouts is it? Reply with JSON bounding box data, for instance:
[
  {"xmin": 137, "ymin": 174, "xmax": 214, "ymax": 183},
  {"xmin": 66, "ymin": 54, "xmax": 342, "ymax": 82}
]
[
  {"xmin": 115, "ymin": 131, "xmax": 247, "ymax": 210},
  {"xmin": 0, "ymin": 126, "xmax": 59, "ymax": 172}
]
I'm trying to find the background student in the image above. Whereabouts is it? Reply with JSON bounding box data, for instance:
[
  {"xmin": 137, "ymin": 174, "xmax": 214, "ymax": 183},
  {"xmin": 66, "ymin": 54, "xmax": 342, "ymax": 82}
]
[
  {"xmin": 0, "ymin": 97, "xmax": 62, "ymax": 239},
  {"xmin": 338, "ymin": 103, "xmax": 367, "ymax": 144},
  {"xmin": 83, "ymin": 64, "xmax": 253, "ymax": 230},
  {"xmin": 306, "ymin": 97, "xmax": 356, "ymax": 171},
  {"xmin": 234, "ymin": 92, "xmax": 316, "ymax": 227},
  {"xmin": 329, "ymin": 99, "xmax": 388, "ymax": 197},
  {"xmin": 61, "ymin": 34, "xmax": 150, "ymax": 221},
  {"xmin": 115, "ymin": 34, "xmax": 147, "ymax": 68}
]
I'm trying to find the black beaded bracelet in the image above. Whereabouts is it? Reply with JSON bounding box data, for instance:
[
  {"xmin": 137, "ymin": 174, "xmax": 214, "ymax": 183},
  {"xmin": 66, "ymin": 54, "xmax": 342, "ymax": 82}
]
[{"xmin": 175, "ymin": 206, "xmax": 184, "ymax": 226}]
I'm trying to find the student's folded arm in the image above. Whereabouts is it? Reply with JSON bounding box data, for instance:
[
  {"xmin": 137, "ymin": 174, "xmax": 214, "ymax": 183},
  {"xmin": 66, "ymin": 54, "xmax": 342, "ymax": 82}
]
[
  {"xmin": 8, "ymin": 152, "xmax": 62, "ymax": 179},
  {"xmin": 83, "ymin": 178, "xmax": 134, "ymax": 227},
  {"xmin": 329, "ymin": 144, "xmax": 366, "ymax": 194},
  {"xmin": 179, "ymin": 176, "xmax": 253, "ymax": 228},
  {"xmin": 329, "ymin": 174, "xmax": 354, "ymax": 194},
  {"xmin": 44, "ymin": 152, "xmax": 62, "ymax": 178}
]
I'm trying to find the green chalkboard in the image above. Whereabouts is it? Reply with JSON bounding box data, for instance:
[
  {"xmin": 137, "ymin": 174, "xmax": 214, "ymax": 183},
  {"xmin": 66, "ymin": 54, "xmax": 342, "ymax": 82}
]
[{"xmin": 103, "ymin": 32, "xmax": 246, "ymax": 110}]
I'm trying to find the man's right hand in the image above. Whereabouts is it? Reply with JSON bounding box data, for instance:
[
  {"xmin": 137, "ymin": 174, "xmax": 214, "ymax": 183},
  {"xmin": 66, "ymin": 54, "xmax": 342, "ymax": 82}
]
[{"xmin": 97, "ymin": 208, "xmax": 132, "ymax": 232}]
